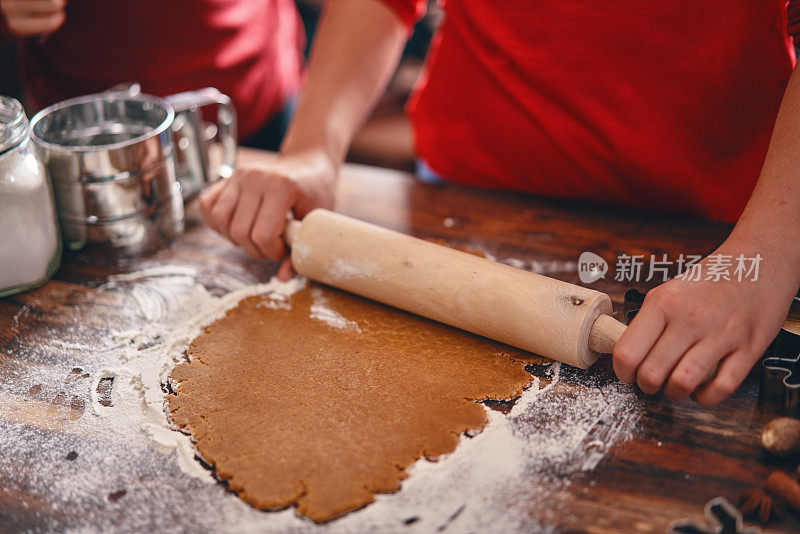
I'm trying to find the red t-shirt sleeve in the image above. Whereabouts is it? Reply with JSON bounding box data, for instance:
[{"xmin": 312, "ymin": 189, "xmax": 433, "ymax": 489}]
[
  {"xmin": 789, "ymin": 0, "xmax": 800, "ymax": 40},
  {"xmin": 376, "ymin": 0, "xmax": 426, "ymax": 30}
]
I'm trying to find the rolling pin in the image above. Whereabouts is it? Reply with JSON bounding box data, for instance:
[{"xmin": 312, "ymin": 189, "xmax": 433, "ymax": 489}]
[{"xmin": 285, "ymin": 209, "xmax": 627, "ymax": 369}]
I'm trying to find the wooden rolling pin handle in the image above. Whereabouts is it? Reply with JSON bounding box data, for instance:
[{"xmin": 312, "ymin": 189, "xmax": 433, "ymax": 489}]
[{"xmin": 588, "ymin": 314, "xmax": 627, "ymax": 355}]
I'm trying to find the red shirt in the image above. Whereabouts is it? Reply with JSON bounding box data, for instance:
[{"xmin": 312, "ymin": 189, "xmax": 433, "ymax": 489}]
[
  {"xmin": 383, "ymin": 0, "xmax": 797, "ymax": 221},
  {"xmin": 13, "ymin": 0, "xmax": 303, "ymax": 139}
]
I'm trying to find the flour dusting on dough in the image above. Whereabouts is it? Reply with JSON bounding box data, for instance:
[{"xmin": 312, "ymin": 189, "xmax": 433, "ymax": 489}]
[
  {"xmin": 309, "ymin": 287, "xmax": 362, "ymax": 332},
  {"xmin": 1, "ymin": 262, "xmax": 642, "ymax": 533},
  {"xmin": 85, "ymin": 269, "xmax": 307, "ymax": 484},
  {"xmin": 258, "ymin": 292, "xmax": 292, "ymax": 310}
]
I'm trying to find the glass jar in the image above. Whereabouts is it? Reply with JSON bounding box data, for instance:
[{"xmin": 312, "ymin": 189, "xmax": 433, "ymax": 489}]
[{"xmin": 0, "ymin": 96, "xmax": 61, "ymax": 297}]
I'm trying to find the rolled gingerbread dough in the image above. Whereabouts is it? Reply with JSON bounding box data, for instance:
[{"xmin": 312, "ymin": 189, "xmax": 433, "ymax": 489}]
[{"xmin": 168, "ymin": 284, "xmax": 539, "ymax": 522}]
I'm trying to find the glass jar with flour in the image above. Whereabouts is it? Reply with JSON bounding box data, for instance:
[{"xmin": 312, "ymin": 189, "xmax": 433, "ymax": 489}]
[{"xmin": 0, "ymin": 96, "xmax": 61, "ymax": 297}]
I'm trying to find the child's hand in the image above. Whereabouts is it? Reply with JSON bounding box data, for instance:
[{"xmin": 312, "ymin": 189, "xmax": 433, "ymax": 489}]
[
  {"xmin": 199, "ymin": 149, "xmax": 337, "ymax": 280},
  {"xmin": 612, "ymin": 239, "xmax": 796, "ymax": 406}
]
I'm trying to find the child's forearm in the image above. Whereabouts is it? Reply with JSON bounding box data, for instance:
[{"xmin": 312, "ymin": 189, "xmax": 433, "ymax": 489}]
[
  {"xmin": 732, "ymin": 64, "xmax": 800, "ymax": 286},
  {"xmin": 281, "ymin": 0, "xmax": 409, "ymax": 166}
]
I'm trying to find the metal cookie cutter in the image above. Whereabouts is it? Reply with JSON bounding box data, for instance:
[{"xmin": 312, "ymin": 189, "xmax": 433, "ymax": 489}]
[
  {"xmin": 668, "ymin": 496, "xmax": 758, "ymax": 534},
  {"xmin": 759, "ymin": 298, "xmax": 800, "ymax": 416},
  {"xmin": 623, "ymin": 288, "xmax": 647, "ymax": 323}
]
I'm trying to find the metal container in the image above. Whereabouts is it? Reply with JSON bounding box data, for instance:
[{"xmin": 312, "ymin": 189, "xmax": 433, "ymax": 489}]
[
  {"xmin": 29, "ymin": 87, "xmax": 236, "ymax": 256},
  {"xmin": 759, "ymin": 297, "xmax": 800, "ymax": 416}
]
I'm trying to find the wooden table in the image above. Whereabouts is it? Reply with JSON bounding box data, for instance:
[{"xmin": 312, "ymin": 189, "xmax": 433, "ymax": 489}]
[{"xmin": 1, "ymin": 149, "xmax": 795, "ymax": 532}]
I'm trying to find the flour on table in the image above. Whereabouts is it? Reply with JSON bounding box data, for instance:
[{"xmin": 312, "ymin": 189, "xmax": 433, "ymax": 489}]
[
  {"xmin": 1, "ymin": 263, "xmax": 642, "ymax": 533},
  {"xmin": 85, "ymin": 270, "xmax": 306, "ymax": 485},
  {"xmin": 502, "ymin": 257, "xmax": 527, "ymax": 270}
]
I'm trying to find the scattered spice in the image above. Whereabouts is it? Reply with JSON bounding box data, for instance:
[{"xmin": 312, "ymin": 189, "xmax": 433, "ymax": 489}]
[
  {"xmin": 766, "ymin": 470, "xmax": 800, "ymax": 514},
  {"xmin": 761, "ymin": 417, "xmax": 800, "ymax": 458},
  {"xmin": 739, "ymin": 488, "xmax": 784, "ymax": 524}
]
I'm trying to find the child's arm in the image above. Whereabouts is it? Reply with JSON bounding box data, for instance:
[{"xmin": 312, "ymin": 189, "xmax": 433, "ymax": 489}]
[
  {"xmin": 200, "ymin": 0, "xmax": 411, "ymax": 279},
  {"xmin": 613, "ymin": 65, "xmax": 800, "ymax": 406}
]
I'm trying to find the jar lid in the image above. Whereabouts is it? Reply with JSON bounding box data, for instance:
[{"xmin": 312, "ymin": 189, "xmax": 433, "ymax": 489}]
[{"xmin": 0, "ymin": 96, "xmax": 29, "ymax": 155}]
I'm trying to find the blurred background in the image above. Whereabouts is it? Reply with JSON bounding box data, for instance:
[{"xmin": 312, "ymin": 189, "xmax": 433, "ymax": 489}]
[{"xmin": 0, "ymin": 0, "xmax": 441, "ymax": 172}]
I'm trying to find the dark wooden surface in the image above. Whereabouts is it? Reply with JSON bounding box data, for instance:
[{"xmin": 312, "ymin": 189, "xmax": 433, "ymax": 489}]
[{"xmin": 1, "ymin": 148, "xmax": 796, "ymax": 532}]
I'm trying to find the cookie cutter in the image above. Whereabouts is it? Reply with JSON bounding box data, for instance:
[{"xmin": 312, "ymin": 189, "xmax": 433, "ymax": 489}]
[
  {"xmin": 759, "ymin": 298, "xmax": 800, "ymax": 416},
  {"xmin": 623, "ymin": 288, "xmax": 647, "ymax": 324},
  {"xmin": 667, "ymin": 496, "xmax": 758, "ymax": 534}
]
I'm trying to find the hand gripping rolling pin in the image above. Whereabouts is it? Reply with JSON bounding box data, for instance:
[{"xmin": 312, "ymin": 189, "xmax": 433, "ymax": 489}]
[{"xmin": 285, "ymin": 209, "xmax": 627, "ymax": 368}]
